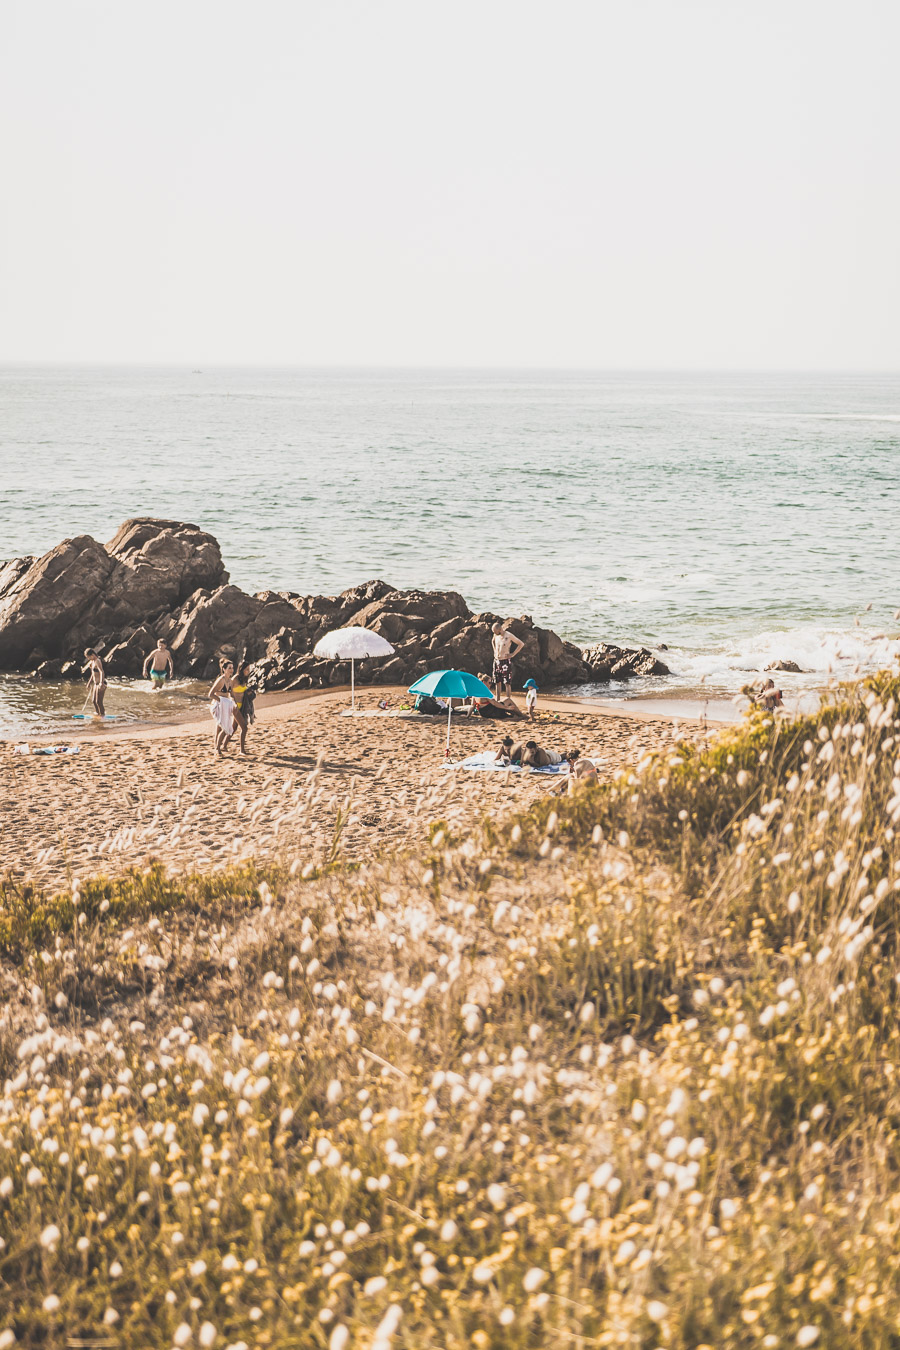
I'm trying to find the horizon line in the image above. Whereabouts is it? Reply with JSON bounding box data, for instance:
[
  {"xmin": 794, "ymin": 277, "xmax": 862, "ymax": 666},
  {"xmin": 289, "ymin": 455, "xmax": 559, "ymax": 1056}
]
[{"xmin": 2, "ymin": 361, "xmax": 900, "ymax": 376}]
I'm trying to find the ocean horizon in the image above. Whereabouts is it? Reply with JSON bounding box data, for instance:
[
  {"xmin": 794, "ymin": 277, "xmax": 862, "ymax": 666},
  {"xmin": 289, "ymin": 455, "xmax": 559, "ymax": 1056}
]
[{"xmin": 2, "ymin": 364, "xmax": 898, "ymax": 733}]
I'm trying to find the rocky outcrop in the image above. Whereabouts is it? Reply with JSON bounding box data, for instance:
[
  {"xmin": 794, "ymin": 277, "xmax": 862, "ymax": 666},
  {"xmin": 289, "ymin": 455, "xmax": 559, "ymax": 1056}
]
[
  {"xmin": 0, "ymin": 519, "xmax": 673, "ymax": 691},
  {"xmin": 0, "ymin": 520, "xmax": 227, "ymax": 668},
  {"xmin": 765, "ymin": 659, "xmax": 805, "ymax": 674},
  {"xmin": 582, "ymin": 642, "xmax": 671, "ymax": 680}
]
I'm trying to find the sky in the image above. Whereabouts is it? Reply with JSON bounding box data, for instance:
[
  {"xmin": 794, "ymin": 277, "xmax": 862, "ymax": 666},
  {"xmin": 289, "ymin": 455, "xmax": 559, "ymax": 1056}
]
[{"xmin": 1, "ymin": 1, "xmax": 898, "ymax": 368}]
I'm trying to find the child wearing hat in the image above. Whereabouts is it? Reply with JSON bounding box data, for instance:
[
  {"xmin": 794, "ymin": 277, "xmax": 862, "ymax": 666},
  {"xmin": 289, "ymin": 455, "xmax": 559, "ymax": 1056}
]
[{"xmin": 524, "ymin": 678, "xmax": 538, "ymax": 721}]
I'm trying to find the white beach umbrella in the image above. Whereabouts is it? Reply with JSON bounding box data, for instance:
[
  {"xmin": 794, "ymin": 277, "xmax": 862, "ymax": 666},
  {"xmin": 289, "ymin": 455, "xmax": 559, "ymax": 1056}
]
[{"xmin": 313, "ymin": 626, "xmax": 395, "ymax": 710}]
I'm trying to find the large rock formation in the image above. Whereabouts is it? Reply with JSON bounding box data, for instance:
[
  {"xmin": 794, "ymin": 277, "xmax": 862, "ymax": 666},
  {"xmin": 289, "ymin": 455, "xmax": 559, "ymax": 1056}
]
[
  {"xmin": 0, "ymin": 519, "xmax": 227, "ymax": 670},
  {"xmin": 0, "ymin": 519, "xmax": 670, "ymax": 690}
]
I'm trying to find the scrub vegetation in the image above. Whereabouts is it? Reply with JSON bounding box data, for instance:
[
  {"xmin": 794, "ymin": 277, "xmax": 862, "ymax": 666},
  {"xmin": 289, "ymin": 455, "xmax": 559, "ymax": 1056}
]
[{"xmin": 2, "ymin": 672, "xmax": 900, "ymax": 1348}]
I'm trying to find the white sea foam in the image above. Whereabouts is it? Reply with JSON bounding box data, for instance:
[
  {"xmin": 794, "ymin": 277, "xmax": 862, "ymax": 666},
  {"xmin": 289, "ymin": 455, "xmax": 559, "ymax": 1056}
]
[{"xmin": 666, "ymin": 626, "xmax": 900, "ymax": 692}]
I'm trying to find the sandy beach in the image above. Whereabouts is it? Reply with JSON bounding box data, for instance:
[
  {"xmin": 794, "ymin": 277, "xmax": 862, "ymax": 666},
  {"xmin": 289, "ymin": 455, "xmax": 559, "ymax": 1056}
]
[{"xmin": 1, "ymin": 687, "xmax": 713, "ymax": 889}]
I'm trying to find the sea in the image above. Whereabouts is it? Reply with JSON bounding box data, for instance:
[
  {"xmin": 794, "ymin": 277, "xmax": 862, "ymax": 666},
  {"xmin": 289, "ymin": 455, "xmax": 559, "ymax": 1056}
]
[{"xmin": 1, "ymin": 366, "xmax": 898, "ymax": 737}]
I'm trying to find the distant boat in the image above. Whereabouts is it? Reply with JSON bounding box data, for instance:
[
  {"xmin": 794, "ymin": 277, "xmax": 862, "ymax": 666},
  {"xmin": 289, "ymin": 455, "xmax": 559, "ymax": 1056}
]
[{"xmin": 191, "ymin": 369, "xmax": 203, "ymax": 374}]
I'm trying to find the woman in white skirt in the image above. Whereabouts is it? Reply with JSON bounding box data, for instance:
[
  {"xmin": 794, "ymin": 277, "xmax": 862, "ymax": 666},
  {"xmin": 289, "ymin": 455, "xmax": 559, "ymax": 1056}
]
[{"xmin": 208, "ymin": 657, "xmax": 237, "ymax": 756}]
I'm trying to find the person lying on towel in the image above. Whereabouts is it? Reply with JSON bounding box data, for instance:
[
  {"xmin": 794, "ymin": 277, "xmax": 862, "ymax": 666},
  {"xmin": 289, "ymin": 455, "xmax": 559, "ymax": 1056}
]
[{"xmin": 493, "ymin": 737, "xmax": 562, "ymax": 767}]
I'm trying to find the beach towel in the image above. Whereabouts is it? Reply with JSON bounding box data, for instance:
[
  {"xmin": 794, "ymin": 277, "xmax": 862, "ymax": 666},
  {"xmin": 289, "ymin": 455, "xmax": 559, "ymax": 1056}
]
[
  {"xmin": 15, "ymin": 744, "xmax": 82, "ymax": 756},
  {"xmin": 457, "ymin": 752, "xmax": 568, "ymax": 775},
  {"xmin": 210, "ymin": 696, "xmax": 236, "ymax": 734}
]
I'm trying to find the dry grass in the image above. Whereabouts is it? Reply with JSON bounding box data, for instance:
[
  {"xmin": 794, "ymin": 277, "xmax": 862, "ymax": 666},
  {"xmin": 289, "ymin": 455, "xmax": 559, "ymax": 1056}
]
[{"xmin": 1, "ymin": 671, "xmax": 900, "ymax": 1347}]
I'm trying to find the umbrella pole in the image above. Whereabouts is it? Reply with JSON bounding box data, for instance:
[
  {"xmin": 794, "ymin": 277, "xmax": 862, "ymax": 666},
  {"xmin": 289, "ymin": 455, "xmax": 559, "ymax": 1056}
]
[
  {"xmin": 446, "ymin": 700, "xmax": 452, "ymax": 757},
  {"xmin": 351, "ymin": 658, "xmax": 355, "ymax": 712}
]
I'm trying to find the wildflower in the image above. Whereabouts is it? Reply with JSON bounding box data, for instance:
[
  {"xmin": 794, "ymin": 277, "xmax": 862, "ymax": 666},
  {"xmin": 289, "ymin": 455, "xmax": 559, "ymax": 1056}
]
[
  {"xmin": 373, "ymin": 1306, "xmax": 402, "ymax": 1342},
  {"xmin": 199, "ymin": 1325, "xmax": 217, "ymax": 1348},
  {"xmin": 523, "ymin": 1267, "xmax": 546, "ymax": 1292},
  {"xmin": 647, "ymin": 1301, "xmax": 668, "ymax": 1322},
  {"xmin": 440, "ymin": 1220, "xmax": 458, "ymax": 1241},
  {"xmin": 797, "ymin": 1330, "xmax": 820, "ymax": 1348},
  {"xmin": 364, "ymin": 1276, "xmax": 388, "ymax": 1295},
  {"xmin": 42, "ymin": 1296, "xmax": 60, "ymax": 1313},
  {"xmin": 0, "ymin": 1179, "xmax": 11, "ymax": 1198},
  {"xmin": 326, "ymin": 1079, "xmax": 343, "ymax": 1104},
  {"xmin": 0, "ymin": 1332, "xmax": 15, "ymax": 1348},
  {"xmin": 174, "ymin": 1325, "xmax": 192, "ymax": 1347},
  {"xmin": 487, "ymin": 1183, "xmax": 505, "ymax": 1209},
  {"xmin": 40, "ymin": 1224, "xmax": 61, "ymax": 1250},
  {"xmin": 329, "ymin": 1329, "xmax": 349, "ymax": 1350},
  {"xmin": 190, "ymin": 1259, "xmax": 208, "ymax": 1277},
  {"xmin": 103, "ymin": 1310, "xmax": 119, "ymax": 1326}
]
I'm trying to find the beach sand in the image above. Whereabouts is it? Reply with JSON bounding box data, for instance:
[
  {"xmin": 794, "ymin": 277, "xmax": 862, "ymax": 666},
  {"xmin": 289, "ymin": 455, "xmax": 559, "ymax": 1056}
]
[{"xmin": 1, "ymin": 687, "xmax": 715, "ymax": 889}]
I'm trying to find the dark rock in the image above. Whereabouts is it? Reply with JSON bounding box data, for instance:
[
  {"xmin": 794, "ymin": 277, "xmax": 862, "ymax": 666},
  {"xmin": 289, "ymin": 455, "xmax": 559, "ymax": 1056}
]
[
  {"xmin": 0, "ymin": 555, "xmax": 37, "ymax": 601},
  {"xmin": 765, "ymin": 659, "xmax": 804, "ymax": 674},
  {"xmin": 0, "ymin": 519, "xmax": 226, "ymax": 669},
  {"xmin": 0, "ymin": 519, "xmax": 676, "ymax": 694},
  {"xmin": 103, "ymin": 624, "xmax": 159, "ymax": 676},
  {"xmin": 32, "ymin": 658, "xmax": 69, "ymax": 680},
  {"xmin": 583, "ymin": 642, "xmax": 671, "ymax": 680}
]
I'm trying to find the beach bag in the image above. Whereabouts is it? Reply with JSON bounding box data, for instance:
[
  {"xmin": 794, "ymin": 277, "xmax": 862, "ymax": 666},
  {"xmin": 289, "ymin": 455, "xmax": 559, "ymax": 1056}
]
[{"xmin": 415, "ymin": 694, "xmax": 442, "ymax": 715}]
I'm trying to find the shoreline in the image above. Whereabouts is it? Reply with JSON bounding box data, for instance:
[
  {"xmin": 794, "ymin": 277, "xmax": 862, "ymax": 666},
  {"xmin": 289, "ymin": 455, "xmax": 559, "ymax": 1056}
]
[
  {"xmin": 5, "ymin": 684, "xmax": 730, "ymax": 748},
  {"xmin": 0, "ymin": 687, "xmax": 718, "ymax": 888}
]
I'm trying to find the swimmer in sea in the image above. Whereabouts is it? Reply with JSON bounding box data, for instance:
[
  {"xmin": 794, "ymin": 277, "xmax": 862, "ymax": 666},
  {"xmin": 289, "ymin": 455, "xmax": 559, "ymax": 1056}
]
[{"xmin": 143, "ymin": 638, "xmax": 174, "ymax": 690}]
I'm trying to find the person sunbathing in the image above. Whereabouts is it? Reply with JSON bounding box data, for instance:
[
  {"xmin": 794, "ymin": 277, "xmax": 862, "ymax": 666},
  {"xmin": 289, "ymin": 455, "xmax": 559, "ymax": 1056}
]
[
  {"xmin": 493, "ymin": 735, "xmax": 520, "ymax": 764},
  {"xmin": 473, "ymin": 696, "xmax": 524, "ymax": 720},
  {"xmin": 521, "ymin": 739, "xmax": 563, "ymax": 768},
  {"xmin": 493, "ymin": 737, "xmax": 562, "ymax": 768},
  {"xmin": 564, "ymin": 748, "xmax": 599, "ymax": 788}
]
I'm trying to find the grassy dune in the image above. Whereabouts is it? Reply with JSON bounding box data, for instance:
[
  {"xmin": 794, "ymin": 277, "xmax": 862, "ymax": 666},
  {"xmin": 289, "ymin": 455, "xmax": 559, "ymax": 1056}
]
[{"xmin": 2, "ymin": 675, "xmax": 900, "ymax": 1348}]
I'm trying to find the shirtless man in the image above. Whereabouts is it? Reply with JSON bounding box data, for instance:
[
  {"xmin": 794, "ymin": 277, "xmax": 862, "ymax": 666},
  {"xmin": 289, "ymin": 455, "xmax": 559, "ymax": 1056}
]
[
  {"xmin": 143, "ymin": 638, "xmax": 174, "ymax": 690},
  {"xmin": 82, "ymin": 649, "xmax": 107, "ymax": 717},
  {"xmin": 491, "ymin": 622, "xmax": 525, "ymax": 700}
]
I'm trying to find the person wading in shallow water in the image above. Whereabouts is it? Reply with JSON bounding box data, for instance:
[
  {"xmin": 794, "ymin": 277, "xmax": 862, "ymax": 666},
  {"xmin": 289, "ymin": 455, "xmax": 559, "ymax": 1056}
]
[
  {"xmin": 143, "ymin": 637, "xmax": 174, "ymax": 690},
  {"xmin": 491, "ymin": 622, "xmax": 525, "ymax": 701},
  {"xmin": 82, "ymin": 649, "xmax": 107, "ymax": 717}
]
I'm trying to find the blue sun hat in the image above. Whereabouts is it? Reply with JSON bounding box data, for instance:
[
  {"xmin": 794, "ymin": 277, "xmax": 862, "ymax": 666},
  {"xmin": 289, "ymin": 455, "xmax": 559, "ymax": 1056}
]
[{"xmin": 524, "ymin": 678, "xmax": 538, "ymax": 690}]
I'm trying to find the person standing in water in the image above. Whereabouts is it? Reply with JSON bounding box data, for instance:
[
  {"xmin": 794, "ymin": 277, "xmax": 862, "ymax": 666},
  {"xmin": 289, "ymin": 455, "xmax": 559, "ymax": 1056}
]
[
  {"xmin": 491, "ymin": 622, "xmax": 525, "ymax": 701},
  {"xmin": 208, "ymin": 657, "xmax": 237, "ymax": 755},
  {"xmin": 82, "ymin": 649, "xmax": 107, "ymax": 717},
  {"xmin": 143, "ymin": 637, "xmax": 174, "ymax": 690}
]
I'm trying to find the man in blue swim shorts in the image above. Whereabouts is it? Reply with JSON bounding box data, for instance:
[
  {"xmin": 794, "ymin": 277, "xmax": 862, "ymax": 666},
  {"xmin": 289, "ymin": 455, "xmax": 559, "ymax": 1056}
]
[{"xmin": 143, "ymin": 637, "xmax": 174, "ymax": 689}]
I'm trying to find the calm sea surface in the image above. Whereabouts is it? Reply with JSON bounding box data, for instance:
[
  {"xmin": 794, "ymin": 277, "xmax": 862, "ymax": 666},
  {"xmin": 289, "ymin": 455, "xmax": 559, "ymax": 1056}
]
[{"xmin": 1, "ymin": 367, "xmax": 898, "ymax": 735}]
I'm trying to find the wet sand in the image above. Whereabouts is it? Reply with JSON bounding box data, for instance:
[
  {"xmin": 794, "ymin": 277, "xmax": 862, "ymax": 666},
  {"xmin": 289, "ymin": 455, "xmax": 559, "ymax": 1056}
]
[{"xmin": 1, "ymin": 688, "xmax": 715, "ymax": 889}]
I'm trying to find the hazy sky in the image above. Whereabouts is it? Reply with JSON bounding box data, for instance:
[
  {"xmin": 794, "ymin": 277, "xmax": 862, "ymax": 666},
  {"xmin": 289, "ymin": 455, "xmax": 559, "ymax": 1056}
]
[{"xmin": 1, "ymin": 2, "xmax": 898, "ymax": 367}]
